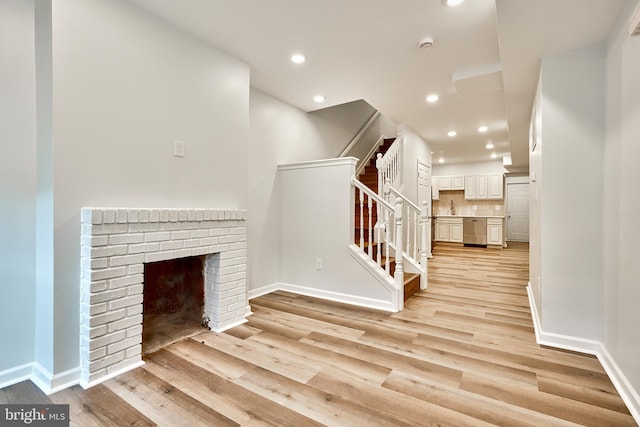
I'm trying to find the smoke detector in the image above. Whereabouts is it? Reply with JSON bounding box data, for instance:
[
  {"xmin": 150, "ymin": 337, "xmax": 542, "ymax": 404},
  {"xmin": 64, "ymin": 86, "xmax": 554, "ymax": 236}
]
[{"xmin": 419, "ymin": 37, "xmax": 434, "ymax": 49}]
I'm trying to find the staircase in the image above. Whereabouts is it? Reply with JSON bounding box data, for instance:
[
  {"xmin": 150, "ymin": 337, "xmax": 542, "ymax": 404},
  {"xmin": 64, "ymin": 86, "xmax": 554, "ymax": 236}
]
[{"xmin": 355, "ymin": 138, "xmax": 420, "ymax": 301}]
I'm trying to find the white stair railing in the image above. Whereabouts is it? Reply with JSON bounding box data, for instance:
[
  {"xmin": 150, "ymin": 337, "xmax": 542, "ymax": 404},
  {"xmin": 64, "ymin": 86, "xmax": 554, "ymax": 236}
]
[
  {"xmin": 352, "ymin": 177, "xmax": 404, "ymax": 309},
  {"xmin": 384, "ymin": 179, "xmax": 429, "ymax": 290},
  {"xmin": 376, "ymin": 135, "xmax": 402, "ymax": 198}
]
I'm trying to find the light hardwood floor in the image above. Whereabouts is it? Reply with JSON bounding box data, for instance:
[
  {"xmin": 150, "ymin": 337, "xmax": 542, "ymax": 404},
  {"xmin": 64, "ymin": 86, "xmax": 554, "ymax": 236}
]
[{"xmin": 1, "ymin": 242, "xmax": 636, "ymax": 426}]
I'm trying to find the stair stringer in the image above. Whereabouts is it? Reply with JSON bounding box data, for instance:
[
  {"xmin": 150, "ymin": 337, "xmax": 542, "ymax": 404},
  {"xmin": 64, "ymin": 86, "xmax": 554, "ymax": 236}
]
[{"xmin": 348, "ymin": 244, "xmax": 403, "ymax": 312}]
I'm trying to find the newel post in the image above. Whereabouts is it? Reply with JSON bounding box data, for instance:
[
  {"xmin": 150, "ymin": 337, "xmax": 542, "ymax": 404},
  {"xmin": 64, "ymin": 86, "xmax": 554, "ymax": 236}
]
[
  {"xmin": 394, "ymin": 197, "xmax": 404, "ymax": 311},
  {"xmin": 420, "ymin": 201, "xmax": 428, "ymax": 290}
]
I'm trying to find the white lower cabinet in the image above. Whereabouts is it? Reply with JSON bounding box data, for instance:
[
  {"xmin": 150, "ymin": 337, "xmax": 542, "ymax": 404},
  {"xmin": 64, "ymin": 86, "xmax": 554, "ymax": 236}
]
[
  {"xmin": 435, "ymin": 217, "xmax": 463, "ymax": 243},
  {"xmin": 487, "ymin": 218, "xmax": 503, "ymax": 246}
]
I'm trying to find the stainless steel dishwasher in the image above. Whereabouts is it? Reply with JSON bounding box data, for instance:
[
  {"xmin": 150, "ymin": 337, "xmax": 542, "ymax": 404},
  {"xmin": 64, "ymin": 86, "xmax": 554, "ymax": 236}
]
[{"xmin": 463, "ymin": 217, "xmax": 487, "ymax": 246}]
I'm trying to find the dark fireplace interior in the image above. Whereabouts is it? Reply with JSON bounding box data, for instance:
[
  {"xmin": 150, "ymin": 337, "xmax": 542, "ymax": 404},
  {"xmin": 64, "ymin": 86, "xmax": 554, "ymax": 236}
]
[{"xmin": 142, "ymin": 255, "xmax": 206, "ymax": 355}]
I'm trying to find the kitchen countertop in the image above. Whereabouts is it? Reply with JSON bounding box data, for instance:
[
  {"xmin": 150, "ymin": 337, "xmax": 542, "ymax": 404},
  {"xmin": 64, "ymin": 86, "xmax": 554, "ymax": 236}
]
[{"xmin": 434, "ymin": 214, "xmax": 505, "ymax": 218}]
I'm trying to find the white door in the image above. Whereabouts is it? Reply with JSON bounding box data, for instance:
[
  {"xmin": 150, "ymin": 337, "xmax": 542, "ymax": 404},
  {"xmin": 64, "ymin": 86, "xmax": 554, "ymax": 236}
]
[
  {"xmin": 506, "ymin": 183, "xmax": 529, "ymax": 241},
  {"xmin": 417, "ymin": 160, "xmax": 432, "ymax": 255}
]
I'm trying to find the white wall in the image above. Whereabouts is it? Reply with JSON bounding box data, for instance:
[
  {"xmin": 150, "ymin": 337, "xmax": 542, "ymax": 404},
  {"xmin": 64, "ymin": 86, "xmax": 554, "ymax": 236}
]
[
  {"xmin": 604, "ymin": 0, "xmax": 640, "ymax": 407},
  {"xmin": 47, "ymin": 0, "xmax": 250, "ymax": 376},
  {"xmin": 398, "ymin": 125, "xmax": 432, "ymax": 204},
  {"xmin": 0, "ymin": 0, "xmax": 37, "ymax": 376},
  {"xmin": 278, "ymin": 159, "xmax": 396, "ymax": 310},
  {"xmin": 537, "ymin": 44, "xmax": 606, "ymax": 341},
  {"xmin": 249, "ymin": 90, "xmax": 391, "ymax": 293}
]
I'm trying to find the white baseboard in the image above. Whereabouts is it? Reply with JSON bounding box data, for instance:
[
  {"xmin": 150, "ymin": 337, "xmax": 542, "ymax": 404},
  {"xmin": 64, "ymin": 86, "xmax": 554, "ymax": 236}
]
[
  {"xmin": 527, "ymin": 284, "xmax": 640, "ymax": 424},
  {"xmin": 79, "ymin": 360, "xmax": 145, "ymax": 390},
  {"xmin": 31, "ymin": 363, "xmax": 80, "ymax": 395},
  {"xmin": 249, "ymin": 281, "xmax": 396, "ymax": 312},
  {"xmin": 0, "ymin": 362, "xmax": 33, "ymax": 390}
]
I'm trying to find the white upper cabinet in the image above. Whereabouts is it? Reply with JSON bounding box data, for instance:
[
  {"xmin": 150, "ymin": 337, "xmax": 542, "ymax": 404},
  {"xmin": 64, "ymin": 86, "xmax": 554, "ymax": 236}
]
[
  {"xmin": 487, "ymin": 173, "xmax": 504, "ymax": 199},
  {"xmin": 465, "ymin": 174, "xmax": 490, "ymax": 200},
  {"xmin": 438, "ymin": 176, "xmax": 451, "ymax": 190},
  {"xmin": 432, "ymin": 176, "xmax": 439, "ymax": 200},
  {"xmin": 451, "ymin": 175, "xmax": 464, "ymax": 190}
]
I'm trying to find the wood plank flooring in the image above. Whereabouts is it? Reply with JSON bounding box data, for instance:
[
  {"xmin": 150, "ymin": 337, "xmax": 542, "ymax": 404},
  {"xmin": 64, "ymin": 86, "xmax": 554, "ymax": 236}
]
[{"xmin": 1, "ymin": 242, "xmax": 636, "ymax": 426}]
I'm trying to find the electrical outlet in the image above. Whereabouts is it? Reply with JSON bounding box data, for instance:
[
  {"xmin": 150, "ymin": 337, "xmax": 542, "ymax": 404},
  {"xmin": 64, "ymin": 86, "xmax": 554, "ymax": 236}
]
[{"xmin": 315, "ymin": 258, "xmax": 323, "ymax": 270}]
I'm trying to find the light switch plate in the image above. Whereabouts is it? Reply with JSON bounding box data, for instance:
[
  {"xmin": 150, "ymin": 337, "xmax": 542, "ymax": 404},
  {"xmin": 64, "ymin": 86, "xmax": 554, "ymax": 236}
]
[{"xmin": 174, "ymin": 140, "xmax": 185, "ymax": 157}]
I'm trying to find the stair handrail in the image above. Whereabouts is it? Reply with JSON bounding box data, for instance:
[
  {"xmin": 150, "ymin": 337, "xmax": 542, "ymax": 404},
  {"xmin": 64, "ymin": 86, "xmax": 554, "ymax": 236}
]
[
  {"xmin": 351, "ymin": 177, "xmax": 404, "ymax": 308},
  {"xmin": 355, "ymin": 135, "xmax": 386, "ymax": 177},
  {"xmin": 376, "ymin": 135, "xmax": 403, "ymax": 199},
  {"xmin": 338, "ymin": 111, "xmax": 382, "ymax": 158},
  {"xmin": 384, "ymin": 180, "xmax": 429, "ymax": 290}
]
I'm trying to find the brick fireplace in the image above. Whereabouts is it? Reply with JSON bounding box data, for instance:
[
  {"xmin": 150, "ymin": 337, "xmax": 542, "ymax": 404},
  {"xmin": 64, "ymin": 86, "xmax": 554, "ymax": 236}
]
[{"xmin": 79, "ymin": 207, "xmax": 250, "ymax": 388}]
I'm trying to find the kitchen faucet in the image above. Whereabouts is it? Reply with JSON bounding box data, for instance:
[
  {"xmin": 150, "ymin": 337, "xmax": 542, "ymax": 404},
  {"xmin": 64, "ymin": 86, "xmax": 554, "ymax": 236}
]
[{"xmin": 450, "ymin": 199, "xmax": 455, "ymax": 215}]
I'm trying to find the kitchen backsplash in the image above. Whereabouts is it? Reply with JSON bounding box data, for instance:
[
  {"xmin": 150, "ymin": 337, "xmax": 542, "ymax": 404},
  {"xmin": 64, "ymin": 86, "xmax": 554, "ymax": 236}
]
[{"xmin": 433, "ymin": 190, "xmax": 505, "ymax": 216}]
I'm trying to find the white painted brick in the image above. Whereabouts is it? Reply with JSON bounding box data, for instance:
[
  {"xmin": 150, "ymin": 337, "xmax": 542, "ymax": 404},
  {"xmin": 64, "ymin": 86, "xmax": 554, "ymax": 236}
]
[
  {"xmin": 86, "ymin": 325, "xmax": 107, "ymax": 339},
  {"xmin": 127, "ymin": 284, "xmax": 144, "ymax": 296},
  {"xmin": 127, "ymin": 305, "xmax": 143, "ymax": 316},
  {"xmin": 109, "ymin": 254, "xmax": 144, "ymax": 267},
  {"xmin": 190, "ymin": 229, "xmax": 209, "ymax": 238},
  {"xmin": 82, "ymin": 234, "xmax": 109, "ymax": 247},
  {"xmin": 173, "ymin": 248, "xmax": 192, "ymax": 259},
  {"xmin": 150, "ymin": 209, "xmax": 160, "ymax": 222},
  {"xmin": 109, "ymin": 274, "xmax": 143, "ymax": 289},
  {"xmin": 108, "ymin": 314, "xmax": 142, "ymax": 333},
  {"xmin": 230, "ymin": 226, "xmax": 247, "ymax": 235},
  {"xmin": 89, "ymin": 280, "xmax": 108, "ymax": 293},
  {"xmin": 128, "ymin": 242, "xmax": 160, "ymax": 254},
  {"xmin": 209, "ymin": 244, "xmax": 229, "ymax": 254},
  {"xmin": 145, "ymin": 231, "xmax": 171, "ymax": 242},
  {"xmin": 109, "ymin": 233, "xmax": 144, "ymax": 245},
  {"xmin": 91, "ymin": 266, "xmax": 127, "ymax": 281},
  {"xmin": 125, "ymin": 344, "xmax": 142, "ymax": 359},
  {"xmin": 128, "ymin": 223, "xmax": 160, "ymax": 233},
  {"xmin": 85, "ymin": 330, "xmax": 126, "ymax": 351},
  {"xmin": 219, "ymin": 235, "xmax": 239, "ymax": 244},
  {"xmin": 199, "ymin": 237, "xmax": 218, "ymax": 247},
  {"xmin": 138, "ymin": 210, "xmax": 150, "ymax": 223},
  {"xmin": 90, "ymin": 308, "xmax": 126, "ymax": 327},
  {"xmin": 89, "ymin": 347, "xmax": 107, "ymax": 361},
  {"xmin": 171, "ymin": 230, "xmax": 190, "ymax": 240},
  {"xmin": 209, "ymin": 228, "xmax": 229, "ymax": 237},
  {"xmin": 126, "ymin": 324, "xmax": 143, "ymax": 338},
  {"xmin": 107, "ymin": 336, "xmax": 141, "ymax": 355},
  {"xmin": 159, "ymin": 222, "xmax": 182, "ymax": 231},
  {"xmin": 228, "ymin": 286, "xmax": 246, "ymax": 298},
  {"xmin": 179, "ymin": 210, "xmax": 188, "ymax": 221},
  {"xmin": 181, "ymin": 221, "xmax": 199, "ymax": 230},
  {"xmin": 191, "ymin": 246, "xmax": 210, "ymax": 256},
  {"xmin": 86, "ymin": 369, "xmax": 107, "ymax": 384},
  {"xmin": 91, "ymin": 223, "xmax": 129, "ymax": 235},
  {"xmin": 159, "ymin": 209, "xmax": 170, "ymax": 222},
  {"xmin": 229, "ymin": 242, "xmax": 247, "ymax": 250},
  {"xmin": 183, "ymin": 239, "xmax": 201, "ymax": 248},
  {"xmin": 91, "ymin": 245, "xmax": 127, "ymax": 258},
  {"xmin": 129, "ymin": 264, "xmax": 143, "ymax": 275},
  {"xmin": 109, "ymin": 294, "xmax": 143, "ymax": 311},
  {"xmin": 90, "ymin": 351, "xmax": 124, "ymax": 371},
  {"xmin": 145, "ymin": 251, "xmax": 176, "ymax": 263},
  {"xmin": 195, "ymin": 210, "xmax": 204, "ymax": 221},
  {"xmin": 170, "ymin": 210, "xmax": 179, "ymax": 222},
  {"xmin": 160, "ymin": 240, "xmax": 183, "ymax": 251},
  {"xmin": 187, "ymin": 209, "xmax": 196, "ymax": 221},
  {"xmin": 90, "ymin": 303, "xmax": 107, "ymax": 316},
  {"xmin": 106, "ymin": 356, "xmax": 139, "ymax": 374},
  {"xmin": 83, "ymin": 258, "xmax": 108, "ymax": 270},
  {"xmin": 203, "ymin": 210, "xmax": 211, "ymax": 221},
  {"xmin": 81, "ymin": 208, "xmax": 92, "ymax": 224},
  {"xmin": 103, "ymin": 209, "xmax": 116, "ymax": 224},
  {"xmin": 229, "ymin": 272, "xmax": 246, "ymax": 282},
  {"xmin": 127, "ymin": 209, "xmax": 139, "ymax": 223},
  {"xmin": 116, "ymin": 209, "xmax": 128, "ymax": 223}
]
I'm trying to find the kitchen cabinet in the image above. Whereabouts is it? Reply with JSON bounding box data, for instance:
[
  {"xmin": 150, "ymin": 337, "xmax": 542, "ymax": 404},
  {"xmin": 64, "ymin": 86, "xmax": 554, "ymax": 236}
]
[
  {"xmin": 487, "ymin": 173, "xmax": 504, "ymax": 199},
  {"xmin": 431, "ymin": 176, "xmax": 439, "ymax": 200},
  {"xmin": 435, "ymin": 217, "xmax": 463, "ymax": 243},
  {"xmin": 487, "ymin": 218, "xmax": 503, "ymax": 246},
  {"xmin": 464, "ymin": 174, "xmax": 489, "ymax": 199},
  {"xmin": 433, "ymin": 175, "xmax": 464, "ymax": 192}
]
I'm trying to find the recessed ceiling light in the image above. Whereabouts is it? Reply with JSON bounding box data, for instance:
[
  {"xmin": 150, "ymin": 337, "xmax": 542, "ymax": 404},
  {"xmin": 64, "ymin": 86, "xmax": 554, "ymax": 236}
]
[
  {"xmin": 447, "ymin": 131, "xmax": 457, "ymax": 137},
  {"xmin": 313, "ymin": 95, "xmax": 326, "ymax": 103},
  {"xmin": 426, "ymin": 94, "xmax": 439, "ymax": 103},
  {"xmin": 438, "ymin": 157, "xmax": 445, "ymax": 164},
  {"xmin": 291, "ymin": 54, "xmax": 306, "ymax": 64},
  {"xmin": 490, "ymin": 152, "xmax": 497, "ymax": 159},
  {"xmin": 485, "ymin": 142, "xmax": 494, "ymax": 149},
  {"xmin": 443, "ymin": 0, "xmax": 465, "ymax": 6},
  {"xmin": 478, "ymin": 125, "xmax": 488, "ymax": 133}
]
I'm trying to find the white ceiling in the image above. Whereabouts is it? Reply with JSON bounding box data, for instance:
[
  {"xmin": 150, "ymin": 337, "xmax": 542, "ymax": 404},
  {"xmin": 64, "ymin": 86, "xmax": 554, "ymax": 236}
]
[{"xmin": 128, "ymin": 0, "xmax": 626, "ymax": 172}]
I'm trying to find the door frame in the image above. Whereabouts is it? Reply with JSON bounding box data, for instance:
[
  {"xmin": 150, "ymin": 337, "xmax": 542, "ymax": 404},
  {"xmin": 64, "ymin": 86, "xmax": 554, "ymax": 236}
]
[{"xmin": 505, "ymin": 175, "xmax": 530, "ymax": 242}]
